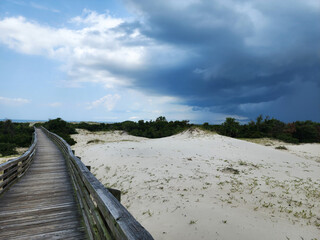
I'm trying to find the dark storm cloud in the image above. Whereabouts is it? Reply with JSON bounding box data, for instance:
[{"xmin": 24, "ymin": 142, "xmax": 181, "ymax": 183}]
[{"xmin": 121, "ymin": 0, "xmax": 320, "ymax": 121}]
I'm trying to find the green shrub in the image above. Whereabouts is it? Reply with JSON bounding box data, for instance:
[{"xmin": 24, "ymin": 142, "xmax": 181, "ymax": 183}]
[
  {"xmin": 275, "ymin": 145, "xmax": 288, "ymax": 150},
  {"xmin": 43, "ymin": 118, "xmax": 77, "ymax": 145},
  {"xmin": 74, "ymin": 116, "xmax": 191, "ymax": 139},
  {"xmin": 68, "ymin": 116, "xmax": 320, "ymax": 144},
  {"xmin": 276, "ymin": 134, "xmax": 299, "ymax": 144},
  {"xmin": 293, "ymin": 121, "xmax": 320, "ymax": 143},
  {"xmin": 0, "ymin": 143, "xmax": 18, "ymax": 156},
  {"xmin": 202, "ymin": 116, "xmax": 319, "ymax": 144},
  {"xmin": 0, "ymin": 120, "xmax": 33, "ymax": 156},
  {"xmin": 220, "ymin": 118, "xmax": 240, "ymax": 137}
]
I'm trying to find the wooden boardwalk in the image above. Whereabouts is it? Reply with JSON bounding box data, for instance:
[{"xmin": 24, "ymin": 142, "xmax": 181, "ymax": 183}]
[{"xmin": 0, "ymin": 129, "xmax": 87, "ymax": 239}]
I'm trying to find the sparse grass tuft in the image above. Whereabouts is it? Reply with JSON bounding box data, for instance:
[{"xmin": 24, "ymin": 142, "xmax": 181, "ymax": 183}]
[
  {"xmin": 87, "ymin": 139, "xmax": 105, "ymax": 144},
  {"xmin": 239, "ymin": 160, "xmax": 248, "ymax": 166},
  {"xmin": 221, "ymin": 167, "xmax": 240, "ymax": 174},
  {"xmin": 275, "ymin": 145, "xmax": 287, "ymax": 150},
  {"xmin": 189, "ymin": 220, "xmax": 197, "ymax": 225},
  {"xmin": 142, "ymin": 210, "xmax": 153, "ymax": 217}
]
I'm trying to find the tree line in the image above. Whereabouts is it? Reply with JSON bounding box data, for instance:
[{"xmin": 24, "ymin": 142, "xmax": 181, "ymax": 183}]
[
  {"xmin": 1, "ymin": 116, "xmax": 319, "ymax": 157},
  {"xmin": 74, "ymin": 116, "xmax": 190, "ymax": 138},
  {"xmin": 38, "ymin": 117, "xmax": 190, "ymax": 145},
  {"xmin": 73, "ymin": 115, "xmax": 320, "ymax": 143},
  {"xmin": 202, "ymin": 115, "xmax": 320, "ymax": 143}
]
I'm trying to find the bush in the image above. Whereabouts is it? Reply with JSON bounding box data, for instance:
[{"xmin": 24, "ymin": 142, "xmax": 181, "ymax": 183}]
[
  {"xmin": 0, "ymin": 120, "xmax": 33, "ymax": 156},
  {"xmin": 275, "ymin": 146, "xmax": 288, "ymax": 150},
  {"xmin": 220, "ymin": 118, "xmax": 240, "ymax": 137},
  {"xmin": 293, "ymin": 121, "xmax": 320, "ymax": 143},
  {"xmin": 74, "ymin": 116, "xmax": 191, "ymax": 139},
  {"xmin": 43, "ymin": 118, "xmax": 77, "ymax": 145},
  {"xmin": 205, "ymin": 116, "xmax": 319, "ymax": 144},
  {"xmin": 276, "ymin": 134, "xmax": 299, "ymax": 144},
  {"xmin": 0, "ymin": 143, "xmax": 18, "ymax": 156}
]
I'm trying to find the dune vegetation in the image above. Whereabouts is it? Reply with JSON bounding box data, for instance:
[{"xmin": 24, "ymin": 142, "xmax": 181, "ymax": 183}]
[
  {"xmin": 202, "ymin": 115, "xmax": 320, "ymax": 144},
  {"xmin": 40, "ymin": 118, "xmax": 77, "ymax": 145},
  {"xmin": 2, "ymin": 115, "xmax": 319, "ymax": 157},
  {"xmin": 0, "ymin": 120, "xmax": 33, "ymax": 157},
  {"xmin": 73, "ymin": 115, "xmax": 320, "ymax": 144}
]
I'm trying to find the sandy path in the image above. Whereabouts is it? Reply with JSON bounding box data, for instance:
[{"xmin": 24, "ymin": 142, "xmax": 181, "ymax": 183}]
[{"xmin": 72, "ymin": 129, "xmax": 320, "ymax": 240}]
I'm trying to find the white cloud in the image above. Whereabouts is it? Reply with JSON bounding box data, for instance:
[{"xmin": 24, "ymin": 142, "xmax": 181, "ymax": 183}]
[
  {"xmin": 0, "ymin": 11, "xmax": 149, "ymax": 88},
  {"xmin": 0, "ymin": 10, "xmax": 201, "ymax": 121},
  {"xmin": 0, "ymin": 10, "xmax": 188, "ymax": 89},
  {"xmin": 0, "ymin": 16, "xmax": 76, "ymax": 55},
  {"xmin": 87, "ymin": 94, "xmax": 121, "ymax": 111},
  {"xmin": 70, "ymin": 9, "xmax": 122, "ymax": 27},
  {"xmin": 0, "ymin": 96, "xmax": 30, "ymax": 106}
]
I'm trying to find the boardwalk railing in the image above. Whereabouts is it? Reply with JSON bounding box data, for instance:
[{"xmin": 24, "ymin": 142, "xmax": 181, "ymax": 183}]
[
  {"xmin": 0, "ymin": 129, "xmax": 37, "ymax": 195},
  {"xmin": 41, "ymin": 127, "xmax": 153, "ymax": 240}
]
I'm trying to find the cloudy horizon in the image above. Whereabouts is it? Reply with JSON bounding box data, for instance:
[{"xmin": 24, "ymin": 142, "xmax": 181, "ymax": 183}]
[{"xmin": 0, "ymin": 0, "xmax": 319, "ymax": 123}]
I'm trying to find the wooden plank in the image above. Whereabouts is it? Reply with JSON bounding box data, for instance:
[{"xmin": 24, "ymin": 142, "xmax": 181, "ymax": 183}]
[
  {"xmin": 0, "ymin": 202, "xmax": 77, "ymax": 218},
  {"xmin": 0, "ymin": 221, "xmax": 84, "ymax": 239},
  {"xmin": 9, "ymin": 228, "xmax": 87, "ymax": 240},
  {"xmin": 0, "ymin": 128, "xmax": 87, "ymax": 240}
]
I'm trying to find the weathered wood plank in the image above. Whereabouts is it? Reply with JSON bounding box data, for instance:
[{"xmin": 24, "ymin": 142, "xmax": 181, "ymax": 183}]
[
  {"xmin": 9, "ymin": 228, "xmax": 87, "ymax": 240},
  {"xmin": 0, "ymin": 128, "xmax": 87, "ymax": 240},
  {"xmin": 0, "ymin": 202, "xmax": 77, "ymax": 218},
  {"xmin": 0, "ymin": 221, "xmax": 84, "ymax": 239}
]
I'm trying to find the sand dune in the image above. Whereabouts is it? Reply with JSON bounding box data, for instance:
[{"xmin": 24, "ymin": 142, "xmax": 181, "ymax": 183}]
[{"xmin": 72, "ymin": 129, "xmax": 320, "ymax": 240}]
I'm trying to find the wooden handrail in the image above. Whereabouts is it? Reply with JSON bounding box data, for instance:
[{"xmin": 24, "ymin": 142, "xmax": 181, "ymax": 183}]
[
  {"xmin": 0, "ymin": 128, "xmax": 37, "ymax": 195},
  {"xmin": 41, "ymin": 127, "xmax": 154, "ymax": 240}
]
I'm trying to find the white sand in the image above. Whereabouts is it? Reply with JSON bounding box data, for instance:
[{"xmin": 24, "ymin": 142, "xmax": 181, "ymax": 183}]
[
  {"xmin": 72, "ymin": 129, "xmax": 320, "ymax": 240},
  {"xmin": 241, "ymin": 138, "xmax": 320, "ymax": 163}
]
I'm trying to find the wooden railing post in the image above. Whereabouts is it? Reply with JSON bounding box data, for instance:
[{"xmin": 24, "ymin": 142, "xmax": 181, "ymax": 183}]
[{"xmin": 106, "ymin": 188, "xmax": 121, "ymax": 202}]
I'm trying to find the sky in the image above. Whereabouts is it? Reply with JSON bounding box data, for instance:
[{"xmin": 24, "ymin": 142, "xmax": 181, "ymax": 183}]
[{"xmin": 0, "ymin": 0, "xmax": 319, "ymax": 123}]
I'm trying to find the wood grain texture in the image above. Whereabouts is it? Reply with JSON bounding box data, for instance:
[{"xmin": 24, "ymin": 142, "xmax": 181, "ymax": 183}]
[{"xmin": 0, "ymin": 129, "xmax": 87, "ymax": 240}]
